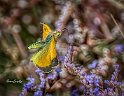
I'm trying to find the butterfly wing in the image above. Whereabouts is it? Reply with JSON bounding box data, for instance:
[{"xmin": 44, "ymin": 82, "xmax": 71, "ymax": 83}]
[
  {"xmin": 28, "ymin": 40, "xmax": 45, "ymax": 49},
  {"xmin": 31, "ymin": 37, "xmax": 57, "ymax": 68},
  {"xmin": 40, "ymin": 23, "xmax": 52, "ymax": 40},
  {"xmin": 41, "ymin": 37, "xmax": 58, "ymax": 73}
]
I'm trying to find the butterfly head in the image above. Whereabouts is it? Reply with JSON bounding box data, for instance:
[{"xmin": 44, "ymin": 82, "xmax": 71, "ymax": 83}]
[{"xmin": 53, "ymin": 31, "xmax": 61, "ymax": 39}]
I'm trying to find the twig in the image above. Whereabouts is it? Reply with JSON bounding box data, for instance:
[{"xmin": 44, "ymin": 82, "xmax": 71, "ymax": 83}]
[
  {"xmin": 12, "ymin": 29, "xmax": 28, "ymax": 58},
  {"xmin": 110, "ymin": 14, "xmax": 124, "ymax": 39},
  {"xmin": 106, "ymin": 0, "xmax": 124, "ymax": 10},
  {"xmin": 56, "ymin": 1, "xmax": 74, "ymax": 31}
]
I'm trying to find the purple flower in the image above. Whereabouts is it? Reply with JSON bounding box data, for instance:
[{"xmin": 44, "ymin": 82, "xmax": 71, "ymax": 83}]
[
  {"xmin": 84, "ymin": 73, "xmax": 97, "ymax": 84},
  {"xmin": 34, "ymin": 90, "xmax": 43, "ymax": 96},
  {"xmin": 76, "ymin": 66, "xmax": 82, "ymax": 73},
  {"xmin": 94, "ymin": 79, "xmax": 100, "ymax": 87},
  {"xmin": 35, "ymin": 68, "xmax": 44, "ymax": 77},
  {"xmin": 111, "ymin": 64, "xmax": 119, "ymax": 81},
  {"xmin": 35, "ymin": 68, "xmax": 42, "ymax": 73},
  {"xmin": 39, "ymin": 77, "xmax": 45, "ymax": 89},
  {"xmin": 23, "ymin": 76, "xmax": 35, "ymax": 89},
  {"xmin": 63, "ymin": 46, "xmax": 72, "ymax": 65},
  {"xmin": 58, "ymin": 56, "xmax": 65, "ymax": 61},
  {"xmin": 88, "ymin": 60, "xmax": 97, "ymax": 69},
  {"xmin": 35, "ymin": 68, "xmax": 45, "ymax": 89},
  {"xmin": 39, "ymin": 78, "xmax": 45, "ymax": 89},
  {"xmin": 55, "ymin": 67, "xmax": 62, "ymax": 74},
  {"xmin": 39, "ymin": 83, "xmax": 44, "ymax": 89},
  {"xmin": 106, "ymin": 88, "xmax": 113, "ymax": 95},
  {"xmin": 104, "ymin": 64, "xmax": 121, "ymax": 92},
  {"xmin": 94, "ymin": 87, "xmax": 99, "ymax": 96},
  {"xmin": 46, "ymin": 73, "xmax": 56, "ymax": 80},
  {"xmin": 27, "ymin": 76, "xmax": 35, "ymax": 83},
  {"xmin": 71, "ymin": 89, "xmax": 79, "ymax": 96},
  {"xmin": 114, "ymin": 44, "xmax": 124, "ymax": 53},
  {"xmin": 104, "ymin": 80, "xmax": 108, "ymax": 84},
  {"xmin": 19, "ymin": 76, "xmax": 35, "ymax": 96}
]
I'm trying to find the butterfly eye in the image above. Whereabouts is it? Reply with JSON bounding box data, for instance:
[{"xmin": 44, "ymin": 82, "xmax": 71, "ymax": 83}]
[{"xmin": 46, "ymin": 37, "xmax": 51, "ymax": 43}]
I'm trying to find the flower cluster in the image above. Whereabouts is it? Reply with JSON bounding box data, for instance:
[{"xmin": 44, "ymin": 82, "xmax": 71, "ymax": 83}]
[
  {"xmin": 19, "ymin": 76, "xmax": 35, "ymax": 96},
  {"xmin": 20, "ymin": 45, "xmax": 124, "ymax": 96}
]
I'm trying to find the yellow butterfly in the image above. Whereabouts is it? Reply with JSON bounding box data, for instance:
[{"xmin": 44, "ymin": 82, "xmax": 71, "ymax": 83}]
[{"xmin": 28, "ymin": 23, "xmax": 61, "ymax": 73}]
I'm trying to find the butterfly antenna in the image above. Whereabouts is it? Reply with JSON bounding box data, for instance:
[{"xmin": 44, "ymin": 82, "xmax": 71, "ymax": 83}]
[
  {"xmin": 61, "ymin": 27, "xmax": 68, "ymax": 33},
  {"xmin": 40, "ymin": 22, "xmax": 44, "ymax": 39}
]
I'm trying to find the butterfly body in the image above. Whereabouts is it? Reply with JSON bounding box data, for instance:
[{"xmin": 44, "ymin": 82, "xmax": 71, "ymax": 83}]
[{"xmin": 28, "ymin": 23, "xmax": 61, "ymax": 73}]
